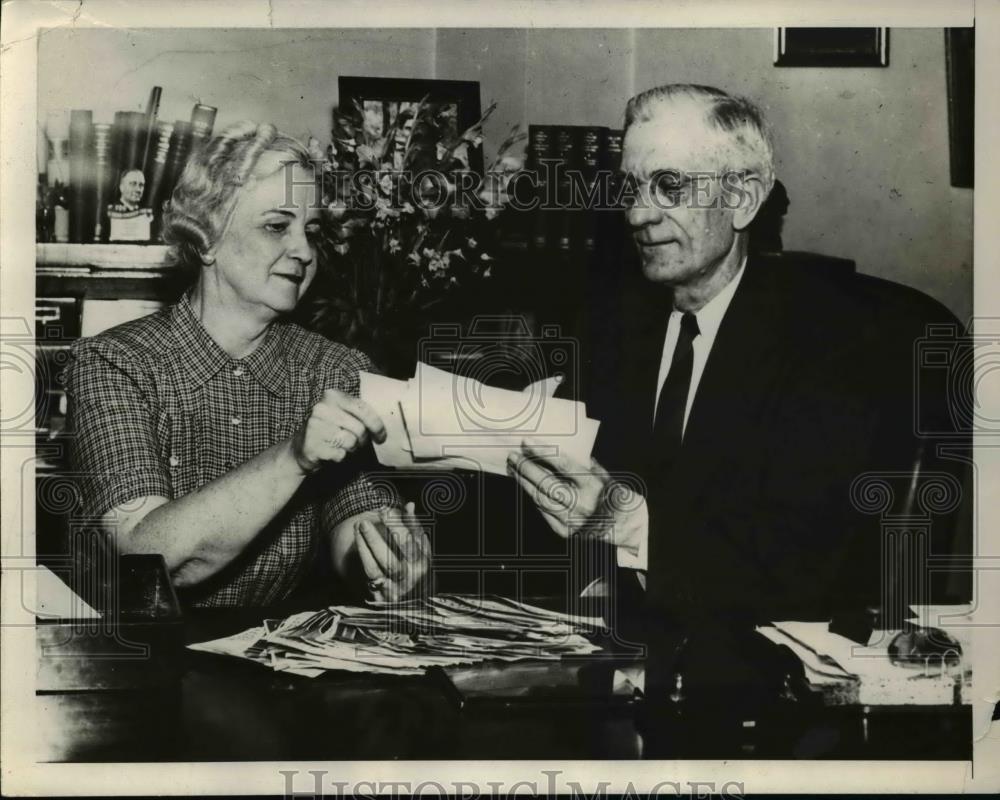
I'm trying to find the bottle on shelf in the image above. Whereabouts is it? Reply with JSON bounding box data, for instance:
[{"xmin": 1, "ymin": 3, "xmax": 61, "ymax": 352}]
[
  {"xmin": 45, "ymin": 110, "xmax": 71, "ymax": 244},
  {"xmin": 51, "ymin": 181, "xmax": 70, "ymax": 244}
]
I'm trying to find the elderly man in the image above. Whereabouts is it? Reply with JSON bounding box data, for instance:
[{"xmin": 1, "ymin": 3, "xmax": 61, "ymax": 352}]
[{"xmin": 509, "ymin": 83, "xmax": 960, "ymax": 632}]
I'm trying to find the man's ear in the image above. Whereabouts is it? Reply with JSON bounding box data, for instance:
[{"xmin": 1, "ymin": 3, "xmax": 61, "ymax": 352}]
[{"xmin": 731, "ymin": 173, "xmax": 768, "ymax": 232}]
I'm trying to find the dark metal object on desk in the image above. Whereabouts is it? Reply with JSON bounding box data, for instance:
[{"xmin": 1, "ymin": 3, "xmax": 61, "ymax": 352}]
[{"xmin": 36, "ymin": 553, "xmax": 183, "ymax": 692}]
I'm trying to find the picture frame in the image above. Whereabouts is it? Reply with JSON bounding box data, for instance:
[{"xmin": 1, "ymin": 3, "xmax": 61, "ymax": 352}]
[
  {"xmin": 945, "ymin": 28, "xmax": 974, "ymax": 189},
  {"xmin": 774, "ymin": 28, "xmax": 889, "ymax": 67},
  {"xmin": 337, "ymin": 76, "xmax": 484, "ymax": 174}
]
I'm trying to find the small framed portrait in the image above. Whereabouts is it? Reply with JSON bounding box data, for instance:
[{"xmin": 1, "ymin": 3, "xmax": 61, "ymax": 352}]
[
  {"xmin": 107, "ymin": 168, "xmax": 153, "ymax": 242},
  {"xmin": 338, "ymin": 76, "xmax": 483, "ymax": 173},
  {"xmin": 774, "ymin": 28, "xmax": 889, "ymax": 67}
]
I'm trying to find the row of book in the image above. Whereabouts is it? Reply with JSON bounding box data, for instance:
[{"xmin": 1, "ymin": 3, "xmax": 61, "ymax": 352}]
[
  {"xmin": 523, "ymin": 124, "xmax": 626, "ymax": 253},
  {"xmin": 38, "ymin": 88, "xmax": 218, "ymax": 245}
]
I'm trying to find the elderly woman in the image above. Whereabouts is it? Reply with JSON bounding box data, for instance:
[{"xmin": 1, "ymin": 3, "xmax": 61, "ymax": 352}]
[{"xmin": 68, "ymin": 121, "xmax": 429, "ymax": 607}]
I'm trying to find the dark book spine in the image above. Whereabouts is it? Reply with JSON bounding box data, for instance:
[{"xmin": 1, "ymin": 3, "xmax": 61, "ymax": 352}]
[
  {"xmin": 577, "ymin": 126, "xmax": 605, "ymax": 252},
  {"xmin": 596, "ymin": 128, "xmax": 626, "ymax": 262},
  {"xmin": 190, "ymin": 103, "xmax": 217, "ymax": 151},
  {"xmin": 91, "ymin": 123, "xmax": 113, "ymax": 242},
  {"xmin": 553, "ymin": 126, "xmax": 580, "ymax": 251},
  {"xmin": 603, "ymin": 129, "xmax": 624, "ymax": 204},
  {"xmin": 68, "ymin": 110, "xmax": 94, "ymax": 243},
  {"xmin": 527, "ymin": 124, "xmax": 556, "ymax": 249}
]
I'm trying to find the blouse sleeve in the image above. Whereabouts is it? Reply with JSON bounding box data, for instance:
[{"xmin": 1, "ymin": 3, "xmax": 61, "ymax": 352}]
[
  {"xmin": 317, "ymin": 344, "xmax": 401, "ymax": 529},
  {"xmin": 67, "ymin": 340, "xmax": 171, "ymax": 519}
]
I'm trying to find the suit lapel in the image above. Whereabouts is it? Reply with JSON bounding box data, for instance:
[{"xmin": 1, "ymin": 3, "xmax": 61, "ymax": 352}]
[{"xmin": 676, "ymin": 257, "xmax": 789, "ymax": 487}]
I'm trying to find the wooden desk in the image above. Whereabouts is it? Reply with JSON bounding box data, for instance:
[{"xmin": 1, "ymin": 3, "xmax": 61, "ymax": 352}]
[{"xmin": 33, "ymin": 605, "xmax": 972, "ymax": 763}]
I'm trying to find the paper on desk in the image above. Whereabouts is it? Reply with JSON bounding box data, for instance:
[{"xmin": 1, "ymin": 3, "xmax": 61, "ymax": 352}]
[
  {"xmin": 187, "ymin": 594, "xmax": 602, "ymax": 678},
  {"xmin": 188, "ymin": 624, "xmax": 269, "ymax": 659},
  {"xmin": 756, "ymin": 625, "xmax": 854, "ymax": 684},
  {"xmin": 760, "ymin": 620, "xmax": 970, "ymax": 705},
  {"xmin": 34, "ymin": 565, "xmax": 101, "ymax": 619}
]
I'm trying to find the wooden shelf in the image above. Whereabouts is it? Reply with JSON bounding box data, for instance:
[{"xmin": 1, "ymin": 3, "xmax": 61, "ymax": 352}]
[
  {"xmin": 37, "ymin": 244, "xmax": 184, "ymax": 301},
  {"xmin": 37, "ymin": 243, "xmax": 171, "ymax": 269}
]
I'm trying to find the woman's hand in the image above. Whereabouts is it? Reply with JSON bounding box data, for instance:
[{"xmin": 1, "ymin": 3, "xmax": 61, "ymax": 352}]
[
  {"xmin": 355, "ymin": 503, "xmax": 431, "ymax": 602},
  {"xmin": 291, "ymin": 389, "xmax": 387, "ymax": 473}
]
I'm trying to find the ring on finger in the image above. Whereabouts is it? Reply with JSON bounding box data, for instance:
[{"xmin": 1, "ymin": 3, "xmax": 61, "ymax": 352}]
[
  {"xmin": 327, "ymin": 430, "xmax": 348, "ymax": 449},
  {"xmin": 367, "ymin": 576, "xmax": 386, "ymax": 591}
]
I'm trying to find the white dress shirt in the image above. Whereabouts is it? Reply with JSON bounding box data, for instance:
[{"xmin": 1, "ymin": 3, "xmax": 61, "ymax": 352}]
[{"xmin": 616, "ymin": 257, "xmax": 748, "ymax": 572}]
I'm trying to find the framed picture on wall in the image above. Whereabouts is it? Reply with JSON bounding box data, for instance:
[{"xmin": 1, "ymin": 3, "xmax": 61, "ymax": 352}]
[
  {"xmin": 337, "ymin": 76, "xmax": 483, "ymax": 173},
  {"xmin": 945, "ymin": 28, "xmax": 974, "ymax": 188},
  {"xmin": 774, "ymin": 28, "xmax": 889, "ymax": 67}
]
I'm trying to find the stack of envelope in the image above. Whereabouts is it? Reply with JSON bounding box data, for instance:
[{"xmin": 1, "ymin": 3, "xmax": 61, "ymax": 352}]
[
  {"xmin": 361, "ymin": 363, "xmax": 600, "ymax": 474},
  {"xmin": 188, "ymin": 594, "xmax": 604, "ymax": 678}
]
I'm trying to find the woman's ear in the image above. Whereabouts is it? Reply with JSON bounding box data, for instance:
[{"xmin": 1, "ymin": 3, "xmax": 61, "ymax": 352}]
[
  {"xmin": 732, "ymin": 173, "xmax": 768, "ymax": 232},
  {"xmin": 200, "ymin": 249, "xmax": 216, "ymax": 266}
]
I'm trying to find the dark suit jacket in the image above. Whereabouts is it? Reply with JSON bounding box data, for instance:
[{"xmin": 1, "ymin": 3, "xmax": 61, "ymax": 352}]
[{"xmin": 585, "ymin": 254, "xmax": 963, "ymax": 628}]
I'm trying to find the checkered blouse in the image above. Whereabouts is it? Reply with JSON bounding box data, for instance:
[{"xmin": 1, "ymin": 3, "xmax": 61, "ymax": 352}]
[{"xmin": 67, "ymin": 293, "xmax": 396, "ymax": 607}]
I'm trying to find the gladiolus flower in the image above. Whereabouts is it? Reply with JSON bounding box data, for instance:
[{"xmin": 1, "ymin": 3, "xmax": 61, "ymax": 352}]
[{"xmin": 307, "ymin": 137, "xmax": 326, "ymax": 163}]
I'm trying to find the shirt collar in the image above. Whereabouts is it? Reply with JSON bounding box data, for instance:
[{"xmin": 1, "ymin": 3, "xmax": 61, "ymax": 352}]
[
  {"xmin": 171, "ymin": 293, "xmax": 288, "ymax": 395},
  {"xmin": 673, "ymin": 254, "xmax": 748, "ymax": 346}
]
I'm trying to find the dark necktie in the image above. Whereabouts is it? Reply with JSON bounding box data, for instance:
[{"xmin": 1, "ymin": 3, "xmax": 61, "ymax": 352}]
[
  {"xmin": 650, "ymin": 311, "xmax": 700, "ymax": 476},
  {"xmin": 644, "ymin": 310, "xmax": 701, "ymax": 623}
]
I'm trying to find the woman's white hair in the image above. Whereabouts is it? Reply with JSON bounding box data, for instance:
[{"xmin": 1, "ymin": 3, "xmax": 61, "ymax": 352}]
[{"xmin": 162, "ymin": 121, "xmax": 315, "ymax": 277}]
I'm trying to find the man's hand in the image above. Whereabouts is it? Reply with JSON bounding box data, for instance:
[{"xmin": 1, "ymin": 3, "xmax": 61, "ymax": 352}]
[
  {"xmin": 355, "ymin": 503, "xmax": 431, "ymax": 602},
  {"xmin": 291, "ymin": 389, "xmax": 388, "ymax": 473},
  {"xmin": 507, "ymin": 439, "xmax": 645, "ymax": 552}
]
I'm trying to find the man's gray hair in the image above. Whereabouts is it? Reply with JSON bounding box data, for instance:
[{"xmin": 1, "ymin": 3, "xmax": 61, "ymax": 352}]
[{"xmin": 624, "ymin": 83, "xmax": 776, "ymax": 196}]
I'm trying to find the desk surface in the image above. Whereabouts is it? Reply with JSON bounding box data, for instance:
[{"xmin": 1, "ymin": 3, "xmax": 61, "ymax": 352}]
[{"xmin": 34, "ymin": 605, "xmax": 972, "ymax": 763}]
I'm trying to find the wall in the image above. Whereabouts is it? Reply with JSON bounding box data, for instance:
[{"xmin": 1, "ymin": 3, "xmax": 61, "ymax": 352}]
[
  {"xmin": 39, "ymin": 27, "xmax": 972, "ymax": 321},
  {"xmin": 38, "ymin": 28, "xmax": 437, "ymax": 144}
]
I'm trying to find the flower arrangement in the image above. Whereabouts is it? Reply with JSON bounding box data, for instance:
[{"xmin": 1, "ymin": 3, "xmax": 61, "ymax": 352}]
[{"xmin": 297, "ymin": 97, "xmax": 526, "ymax": 377}]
